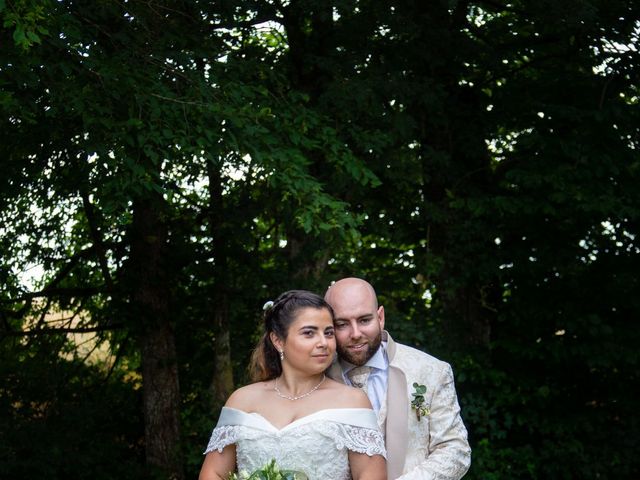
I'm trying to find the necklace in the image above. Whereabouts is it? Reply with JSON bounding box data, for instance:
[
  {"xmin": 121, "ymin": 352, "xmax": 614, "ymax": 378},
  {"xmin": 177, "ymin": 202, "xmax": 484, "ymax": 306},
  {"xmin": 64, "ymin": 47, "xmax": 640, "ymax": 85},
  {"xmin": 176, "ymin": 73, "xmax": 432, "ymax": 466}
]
[{"xmin": 274, "ymin": 374, "xmax": 326, "ymax": 401}]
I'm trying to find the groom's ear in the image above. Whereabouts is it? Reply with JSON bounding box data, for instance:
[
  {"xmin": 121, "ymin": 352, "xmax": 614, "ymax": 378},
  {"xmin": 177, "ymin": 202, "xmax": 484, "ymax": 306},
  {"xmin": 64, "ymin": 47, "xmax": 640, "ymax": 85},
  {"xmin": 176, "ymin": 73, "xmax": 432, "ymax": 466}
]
[{"xmin": 377, "ymin": 305, "xmax": 385, "ymax": 331}]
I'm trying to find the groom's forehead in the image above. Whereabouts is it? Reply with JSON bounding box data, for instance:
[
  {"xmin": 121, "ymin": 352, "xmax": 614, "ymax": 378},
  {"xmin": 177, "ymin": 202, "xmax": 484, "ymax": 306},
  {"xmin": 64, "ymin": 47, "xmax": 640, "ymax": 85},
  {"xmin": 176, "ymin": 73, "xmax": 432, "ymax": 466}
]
[{"xmin": 333, "ymin": 301, "xmax": 377, "ymax": 320}]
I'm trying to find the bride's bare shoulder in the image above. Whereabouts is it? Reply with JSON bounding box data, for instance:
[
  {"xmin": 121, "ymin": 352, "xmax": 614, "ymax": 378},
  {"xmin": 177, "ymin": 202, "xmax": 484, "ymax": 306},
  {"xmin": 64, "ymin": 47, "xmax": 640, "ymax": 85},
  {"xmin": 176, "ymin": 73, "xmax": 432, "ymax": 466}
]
[
  {"xmin": 226, "ymin": 380, "xmax": 274, "ymax": 410},
  {"xmin": 323, "ymin": 378, "xmax": 373, "ymax": 409}
]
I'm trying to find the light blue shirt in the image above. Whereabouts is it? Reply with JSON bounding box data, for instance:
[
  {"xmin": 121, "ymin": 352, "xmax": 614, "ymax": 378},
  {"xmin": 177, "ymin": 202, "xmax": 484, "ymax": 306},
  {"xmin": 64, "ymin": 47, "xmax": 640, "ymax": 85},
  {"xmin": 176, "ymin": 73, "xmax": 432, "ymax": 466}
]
[{"xmin": 341, "ymin": 343, "xmax": 389, "ymax": 412}]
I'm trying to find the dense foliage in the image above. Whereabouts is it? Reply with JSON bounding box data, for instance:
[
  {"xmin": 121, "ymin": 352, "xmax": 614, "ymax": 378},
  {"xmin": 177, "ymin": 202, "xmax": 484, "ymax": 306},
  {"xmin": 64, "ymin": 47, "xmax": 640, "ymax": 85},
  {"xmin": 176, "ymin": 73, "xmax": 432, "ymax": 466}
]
[{"xmin": 1, "ymin": 1, "xmax": 638, "ymax": 479}]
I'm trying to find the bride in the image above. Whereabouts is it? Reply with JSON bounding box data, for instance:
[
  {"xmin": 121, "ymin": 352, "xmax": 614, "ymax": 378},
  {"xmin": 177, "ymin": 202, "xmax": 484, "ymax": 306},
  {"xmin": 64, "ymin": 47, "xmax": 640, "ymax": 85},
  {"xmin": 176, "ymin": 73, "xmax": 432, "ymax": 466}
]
[{"xmin": 199, "ymin": 290, "xmax": 387, "ymax": 480}]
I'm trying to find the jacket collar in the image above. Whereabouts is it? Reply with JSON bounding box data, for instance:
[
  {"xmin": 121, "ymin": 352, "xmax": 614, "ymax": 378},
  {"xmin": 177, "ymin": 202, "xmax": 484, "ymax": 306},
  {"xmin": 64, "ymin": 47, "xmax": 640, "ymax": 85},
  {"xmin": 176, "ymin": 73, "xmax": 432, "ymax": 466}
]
[{"xmin": 383, "ymin": 330, "xmax": 397, "ymax": 363}]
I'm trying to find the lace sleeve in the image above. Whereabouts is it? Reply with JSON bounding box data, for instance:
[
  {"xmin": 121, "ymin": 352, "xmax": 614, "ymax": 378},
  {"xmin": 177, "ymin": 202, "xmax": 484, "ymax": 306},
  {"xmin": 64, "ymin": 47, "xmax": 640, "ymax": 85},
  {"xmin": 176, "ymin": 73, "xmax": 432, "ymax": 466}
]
[
  {"xmin": 333, "ymin": 424, "xmax": 387, "ymax": 458},
  {"xmin": 203, "ymin": 425, "xmax": 242, "ymax": 454}
]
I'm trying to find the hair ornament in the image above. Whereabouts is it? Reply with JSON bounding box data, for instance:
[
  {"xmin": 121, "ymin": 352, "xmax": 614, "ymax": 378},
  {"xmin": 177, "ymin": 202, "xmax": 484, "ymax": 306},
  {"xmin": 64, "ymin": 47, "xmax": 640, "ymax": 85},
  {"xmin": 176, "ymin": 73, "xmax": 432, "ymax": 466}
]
[{"xmin": 262, "ymin": 300, "xmax": 274, "ymax": 312}]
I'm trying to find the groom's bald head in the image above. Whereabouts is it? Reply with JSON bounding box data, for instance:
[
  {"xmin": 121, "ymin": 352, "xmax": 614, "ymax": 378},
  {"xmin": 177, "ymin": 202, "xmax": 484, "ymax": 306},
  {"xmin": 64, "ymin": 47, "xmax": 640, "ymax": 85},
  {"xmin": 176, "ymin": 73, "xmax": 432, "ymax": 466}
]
[{"xmin": 325, "ymin": 277, "xmax": 378, "ymax": 310}]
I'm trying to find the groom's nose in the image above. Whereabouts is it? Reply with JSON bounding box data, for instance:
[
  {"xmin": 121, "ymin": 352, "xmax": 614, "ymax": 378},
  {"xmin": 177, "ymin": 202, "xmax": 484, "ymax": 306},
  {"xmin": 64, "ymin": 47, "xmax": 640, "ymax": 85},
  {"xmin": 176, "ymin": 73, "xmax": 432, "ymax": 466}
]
[{"xmin": 350, "ymin": 324, "xmax": 363, "ymax": 340}]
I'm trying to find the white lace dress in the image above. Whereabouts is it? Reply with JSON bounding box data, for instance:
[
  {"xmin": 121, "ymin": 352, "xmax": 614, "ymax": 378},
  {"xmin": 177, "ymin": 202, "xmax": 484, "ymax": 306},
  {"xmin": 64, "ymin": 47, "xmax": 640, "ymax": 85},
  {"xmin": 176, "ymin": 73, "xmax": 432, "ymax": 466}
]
[{"xmin": 204, "ymin": 407, "xmax": 386, "ymax": 480}]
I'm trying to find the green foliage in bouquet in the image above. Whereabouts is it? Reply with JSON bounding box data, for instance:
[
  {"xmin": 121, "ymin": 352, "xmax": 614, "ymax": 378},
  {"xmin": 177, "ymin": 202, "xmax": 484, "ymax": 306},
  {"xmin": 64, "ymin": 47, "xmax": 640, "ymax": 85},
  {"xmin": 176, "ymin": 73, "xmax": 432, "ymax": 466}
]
[{"xmin": 229, "ymin": 459, "xmax": 308, "ymax": 480}]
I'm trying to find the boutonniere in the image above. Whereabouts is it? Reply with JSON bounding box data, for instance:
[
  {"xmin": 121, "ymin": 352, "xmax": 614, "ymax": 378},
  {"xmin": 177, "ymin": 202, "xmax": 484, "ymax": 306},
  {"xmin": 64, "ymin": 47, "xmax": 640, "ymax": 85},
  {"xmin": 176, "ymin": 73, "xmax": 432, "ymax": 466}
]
[{"xmin": 411, "ymin": 382, "xmax": 430, "ymax": 421}]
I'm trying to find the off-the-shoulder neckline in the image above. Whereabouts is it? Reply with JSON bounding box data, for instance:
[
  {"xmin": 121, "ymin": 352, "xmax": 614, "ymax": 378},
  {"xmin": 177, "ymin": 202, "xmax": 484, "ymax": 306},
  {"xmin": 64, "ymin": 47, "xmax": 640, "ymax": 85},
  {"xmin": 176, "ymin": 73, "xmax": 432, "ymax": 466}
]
[{"xmin": 220, "ymin": 406, "xmax": 375, "ymax": 431}]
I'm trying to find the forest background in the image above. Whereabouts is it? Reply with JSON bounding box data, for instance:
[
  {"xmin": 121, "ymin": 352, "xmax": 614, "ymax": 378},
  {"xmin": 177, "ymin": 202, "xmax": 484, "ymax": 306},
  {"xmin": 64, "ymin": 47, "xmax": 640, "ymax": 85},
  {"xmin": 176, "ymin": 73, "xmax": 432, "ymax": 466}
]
[{"xmin": 1, "ymin": 1, "xmax": 639, "ymax": 479}]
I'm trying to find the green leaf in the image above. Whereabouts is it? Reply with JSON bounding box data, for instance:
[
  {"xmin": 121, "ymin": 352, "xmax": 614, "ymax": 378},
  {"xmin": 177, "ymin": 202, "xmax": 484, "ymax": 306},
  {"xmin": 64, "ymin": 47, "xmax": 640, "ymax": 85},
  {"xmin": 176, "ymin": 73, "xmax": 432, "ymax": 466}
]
[
  {"xmin": 12, "ymin": 26, "xmax": 27, "ymax": 45},
  {"xmin": 26, "ymin": 30, "xmax": 40, "ymax": 44}
]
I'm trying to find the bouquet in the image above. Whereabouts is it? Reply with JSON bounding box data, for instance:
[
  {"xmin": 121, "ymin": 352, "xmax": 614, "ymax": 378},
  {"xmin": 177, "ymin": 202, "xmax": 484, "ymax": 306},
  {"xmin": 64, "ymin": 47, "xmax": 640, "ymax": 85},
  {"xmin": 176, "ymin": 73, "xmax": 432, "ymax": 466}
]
[{"xmin": 229, "ymin": 459, "xmax": 308, "ymax": 480}]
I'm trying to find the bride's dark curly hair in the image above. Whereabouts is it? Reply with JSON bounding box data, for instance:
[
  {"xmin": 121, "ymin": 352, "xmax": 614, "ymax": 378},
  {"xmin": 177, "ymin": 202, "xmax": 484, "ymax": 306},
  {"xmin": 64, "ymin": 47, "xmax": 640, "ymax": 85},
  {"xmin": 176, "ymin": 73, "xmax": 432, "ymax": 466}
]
[{"xmin": 249, "ymin": 290, "xmax": 334, "ymax": 382}]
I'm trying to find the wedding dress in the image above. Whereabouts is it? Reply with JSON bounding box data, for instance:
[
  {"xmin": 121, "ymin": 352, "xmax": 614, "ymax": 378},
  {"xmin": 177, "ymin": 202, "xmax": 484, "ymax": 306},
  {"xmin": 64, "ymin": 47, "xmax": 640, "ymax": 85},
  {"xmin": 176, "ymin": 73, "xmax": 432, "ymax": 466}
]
[{"xmin": 205, "ymin": 407, "xmax": 386, "ymax": 480}]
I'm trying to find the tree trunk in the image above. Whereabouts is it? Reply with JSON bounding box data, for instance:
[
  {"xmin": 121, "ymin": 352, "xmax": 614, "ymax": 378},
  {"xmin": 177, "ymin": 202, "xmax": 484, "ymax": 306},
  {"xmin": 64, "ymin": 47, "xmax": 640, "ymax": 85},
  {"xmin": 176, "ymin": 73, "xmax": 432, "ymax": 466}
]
[
  {"xmin": 130, "ymin": 193, "xmax": 184, "ymax": 480},
  {"xmin": 410, "ymin": 0, "xmax": 494, "ymax": 351},
  {"xmin": 210, "ymin": 302, "xmax": 233, "ymax": 407},
  {"xmin": 207, "ymin": 159, "xmax": 234, "ymax": 407},
  {"xmin": 280, "ymin": 2, "xmax": 337, "ymax": 284}
]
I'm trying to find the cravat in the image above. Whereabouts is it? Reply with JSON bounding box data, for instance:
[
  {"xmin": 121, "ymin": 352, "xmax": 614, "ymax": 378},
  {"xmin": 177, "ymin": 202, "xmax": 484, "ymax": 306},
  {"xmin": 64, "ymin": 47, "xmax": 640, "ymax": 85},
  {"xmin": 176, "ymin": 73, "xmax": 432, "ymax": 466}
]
[{"xmin": 347, "ymin": 366, "xmax": 373, "ymax": 391}]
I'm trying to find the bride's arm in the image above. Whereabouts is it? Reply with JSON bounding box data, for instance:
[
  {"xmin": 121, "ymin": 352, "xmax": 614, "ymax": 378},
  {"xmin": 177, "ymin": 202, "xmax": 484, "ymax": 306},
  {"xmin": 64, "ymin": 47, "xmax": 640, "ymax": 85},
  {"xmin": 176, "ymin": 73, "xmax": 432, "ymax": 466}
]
[
  {"xmin": 338, "ymin": 387, "xmax": 387, "ymax": 479},
  {"xmin": 199, "ymin": 444, "xmax": 236, "ymax": 480},
  {"xmin": 349, "ymin": 450, "xmax": 387, "ymax": 480}
]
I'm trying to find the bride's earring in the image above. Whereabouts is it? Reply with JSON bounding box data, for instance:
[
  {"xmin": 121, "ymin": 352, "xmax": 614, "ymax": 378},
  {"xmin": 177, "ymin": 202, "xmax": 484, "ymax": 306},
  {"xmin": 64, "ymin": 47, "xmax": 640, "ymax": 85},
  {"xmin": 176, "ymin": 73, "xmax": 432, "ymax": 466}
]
[{"xmin": 279, "ymin": 350, "xmax": 284, "ymax": 361}]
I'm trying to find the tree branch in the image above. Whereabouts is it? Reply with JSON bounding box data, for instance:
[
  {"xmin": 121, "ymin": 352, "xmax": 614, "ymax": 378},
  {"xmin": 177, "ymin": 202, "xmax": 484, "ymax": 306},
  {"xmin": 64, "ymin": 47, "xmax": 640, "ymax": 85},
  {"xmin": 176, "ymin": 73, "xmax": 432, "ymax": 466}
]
[
  {"xmin": 1, "ymin": 323, "xmax": 124, "ymax": 337},
  {"xmin": 2, "ymin": 287, "xmax": 105, "ymax": 304}
]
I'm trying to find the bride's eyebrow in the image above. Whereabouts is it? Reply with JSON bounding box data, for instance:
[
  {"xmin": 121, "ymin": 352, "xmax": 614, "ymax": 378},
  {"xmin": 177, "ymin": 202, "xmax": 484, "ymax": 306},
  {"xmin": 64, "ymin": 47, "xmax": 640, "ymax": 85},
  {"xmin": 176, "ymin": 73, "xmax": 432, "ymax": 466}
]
[{"xmin": 297, "ymin": 325, "xmax": 319, "ymax": 332}]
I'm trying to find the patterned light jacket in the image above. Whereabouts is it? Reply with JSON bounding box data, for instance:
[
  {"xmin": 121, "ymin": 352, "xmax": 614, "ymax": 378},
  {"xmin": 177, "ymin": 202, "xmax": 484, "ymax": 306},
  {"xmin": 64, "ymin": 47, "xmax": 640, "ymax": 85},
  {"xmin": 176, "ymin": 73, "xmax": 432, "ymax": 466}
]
[{"xmin": 328, "ymin": 331, "xmax": 471, "ymax": 480}]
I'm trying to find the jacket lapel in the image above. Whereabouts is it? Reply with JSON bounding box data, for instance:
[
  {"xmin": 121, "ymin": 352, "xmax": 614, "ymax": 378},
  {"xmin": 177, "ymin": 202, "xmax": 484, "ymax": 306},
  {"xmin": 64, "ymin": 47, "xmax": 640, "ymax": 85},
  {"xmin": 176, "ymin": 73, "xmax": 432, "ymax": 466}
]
[{"xmin": 384, "ymin": 332, "xmax": 409, "ymax": 479}]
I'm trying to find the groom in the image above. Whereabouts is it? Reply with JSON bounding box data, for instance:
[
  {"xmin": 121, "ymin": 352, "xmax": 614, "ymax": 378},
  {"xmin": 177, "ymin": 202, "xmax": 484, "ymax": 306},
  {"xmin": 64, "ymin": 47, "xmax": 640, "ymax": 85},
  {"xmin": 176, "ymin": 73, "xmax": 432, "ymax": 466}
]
[{"xmin": 325, "ymin": 278, "xmax": 471, "ymax": 480}]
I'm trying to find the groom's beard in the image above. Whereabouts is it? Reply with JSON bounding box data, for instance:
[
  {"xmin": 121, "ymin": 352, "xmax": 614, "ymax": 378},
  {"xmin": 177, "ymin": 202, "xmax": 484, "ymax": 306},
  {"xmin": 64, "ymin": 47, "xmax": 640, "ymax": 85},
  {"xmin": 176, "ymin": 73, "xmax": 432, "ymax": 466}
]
[{"xmin": 337, "ymin": 329, "xmax": 382, "ymax": 366}]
